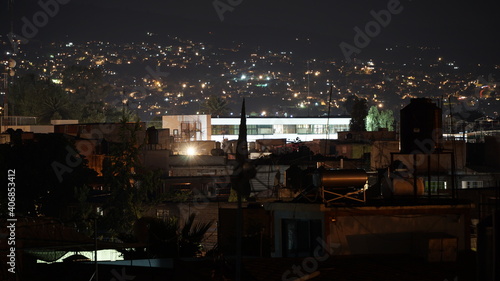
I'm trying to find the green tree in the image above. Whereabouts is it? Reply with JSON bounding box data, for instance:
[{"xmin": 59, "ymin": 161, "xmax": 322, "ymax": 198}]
[
  {"xmin": 379, "ymin": 109, "xmax": 395, "ymax": 131},
  {"xmin": 349, "ymin": 97, "xmax": 367, "ymax": 131},
  {"xmin": 201, "ymin": 95, "xmax": 230, "ymax": 116},
  {"xmin": 365, "ymin": 106, "xmax": 394, "ymax": 131},
  {"xmin": 366, "ymin": 106, "xmax": 380, "ymax": 131}
]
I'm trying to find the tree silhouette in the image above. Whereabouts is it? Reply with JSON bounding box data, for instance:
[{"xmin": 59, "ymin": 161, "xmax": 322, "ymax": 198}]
[
  {"xmin": 349, "ymin": 97, "xmax": 367, "ymax": 132},
  {"xmin": 9, "ymin": 74, "xmax": 77, "ymax": 123},
  {"xmin": 119, "ymin": 213, "xmax": 213, "ymax": 259},
  {"xmin": 100, "ymin": 120, "xmax": 144, "ymax": 235},
  {"xmin": 38, "ymin": 84, "xmax": 74, "ymax": 123},
  {"xmin": 100, "ymin": 120, "xmax": 165, "ymax": 236},
  {"xmin": 9, "ymin": 73, "xmax": 39, "ymax": 116},
  {"xmin": 201, "ymin": 95, "xmax": 230, "ymax": 116},
  {"xmin": 344, "ymin": 95, "xmax": 358, "ymax": 115}
]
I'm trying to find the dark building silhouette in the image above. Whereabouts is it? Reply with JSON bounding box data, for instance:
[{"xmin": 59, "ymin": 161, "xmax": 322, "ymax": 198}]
[{"xmin": 400, "ymin": 98, "xmax": 442, "ymax": 154}]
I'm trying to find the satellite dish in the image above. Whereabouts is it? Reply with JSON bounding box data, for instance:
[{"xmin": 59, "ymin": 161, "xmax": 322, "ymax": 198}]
[{"xmin": 8, "ymin": 59, "xmax": 16, "ymax": 68}]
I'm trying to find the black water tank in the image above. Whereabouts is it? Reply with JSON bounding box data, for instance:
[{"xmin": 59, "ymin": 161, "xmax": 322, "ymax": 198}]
[
  {"xmin": 400, "ymin": 98, "xmax": 442, "ymax": 154},
  {"xmin": 147, "ymin": 126, "xmax": 159, "ymax": 145}
]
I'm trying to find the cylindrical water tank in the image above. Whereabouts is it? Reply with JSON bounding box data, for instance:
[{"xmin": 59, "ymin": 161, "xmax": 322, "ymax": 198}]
[
  {"xmin": 400, "ymin": 98, "xmax": 442, "ymax": 154},
  {"xmin": 392, "ymin": 177, "xmax": 424, "ymax": 196},
  {"xmin": 317, "ymin": 169, "xmax": 367, "ymax": 189}
]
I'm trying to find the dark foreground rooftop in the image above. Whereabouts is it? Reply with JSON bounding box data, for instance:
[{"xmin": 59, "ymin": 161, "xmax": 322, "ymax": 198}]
[{"xmin": 29, "ymin": 251, "xmax": 476, "ymax": 281}]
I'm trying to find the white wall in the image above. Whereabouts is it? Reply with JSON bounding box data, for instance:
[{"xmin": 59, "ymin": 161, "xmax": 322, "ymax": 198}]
[
  {"xmin": 211, "ymin": 117, "xmax": 350, "ymax": 142},
  {"xmin": 162, "ymin": 115, "xmax": 211, "ymax": 140}
]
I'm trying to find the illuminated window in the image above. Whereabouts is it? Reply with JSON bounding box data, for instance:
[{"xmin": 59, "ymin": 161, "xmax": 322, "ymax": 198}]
[
  {"xmin": 283, "ymin": 125, "xmax": 296, "ymax": 134},
  {"xmin": 313, "ymin": 125, "xmax": 325, "ymax": 134},
  {"xmin": 462, "ymin": 181, "xmax": 483, "ymax": 189},
  {"xmin": 212, "ymin": 125, "xmax": 238, "ymax": 135},
  {"xmin": 424, "ymin": 181, "xmax": 447, "ymax": 193},
  {"xmin": 297, "ymin": 124, "xmax": 311, "ymax": 134},
  {"xmin": 156, "ymin": 209, "xmax": 170, "ymax": 221},
  {"xmin": 257, "ymin": 125, "xmax": 273, "ymax": 135}
]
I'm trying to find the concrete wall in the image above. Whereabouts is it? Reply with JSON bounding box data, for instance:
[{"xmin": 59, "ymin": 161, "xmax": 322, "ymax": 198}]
[
  {"xmin": 393, "ymin": 153, "xmax": 462, "ymax": 175},
  {"xmin": 262, "ymin": 203, "xmax": 471, "ymax": 258},
  {"xmin": 371, "ymin": 141, "xmax": 400, "ymax": 169},
  {"xmin": 324, "ymin": 205, "xmax": 471, "ymax": 257},
  {"xmin": 141, "ymin": 150, "xmax": 171, "ymax": 172},
  {"xmin": 265, "ymin": 203, "xmax": 325, "ymax": 257},
  {"xmin": 336, "ymin": 143, "xmax": 371, "ymax": 159}
]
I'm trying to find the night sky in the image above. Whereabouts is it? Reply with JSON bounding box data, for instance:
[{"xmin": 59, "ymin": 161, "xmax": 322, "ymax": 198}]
[{"xmin": 1, "ymin": 0, "xmax": 499, "ymax": 62}]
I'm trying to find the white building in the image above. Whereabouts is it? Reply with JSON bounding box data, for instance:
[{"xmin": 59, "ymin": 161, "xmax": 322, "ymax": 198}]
[
  {"xmin": 162, "ymin": 115, "xmax": 211, "ymax": 141},
  {"xmin": 162, "ymin": 115, "xmax": 351, "ymax": 143}
]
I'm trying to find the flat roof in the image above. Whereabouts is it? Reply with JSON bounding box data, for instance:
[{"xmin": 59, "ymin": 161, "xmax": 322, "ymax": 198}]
[{"xmin": 211, "ymin": 117, "xmax": 351, "ymax": 125}]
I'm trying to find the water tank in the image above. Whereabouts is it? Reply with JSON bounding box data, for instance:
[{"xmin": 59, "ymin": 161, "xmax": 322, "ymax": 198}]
[
  {"xmin": 316, "ymin": 169, "xmax": 367, "ymax": 189},
  {"xmin": 147, "ymin": 126, "xmax": 159, "ymax": 145},
  {"xmin": 392, "ymin": 177, "xmax": 424, "ymax": 196},
  {"xmin": 400, "ymin": 98, "xmax": 442, "ymax": 154}
]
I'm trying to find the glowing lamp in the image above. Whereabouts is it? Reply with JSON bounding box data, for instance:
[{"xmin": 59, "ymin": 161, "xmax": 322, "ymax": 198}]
[{"xmin": 186, "ymin": 147, "xmax": 197, "ymax": 156}]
